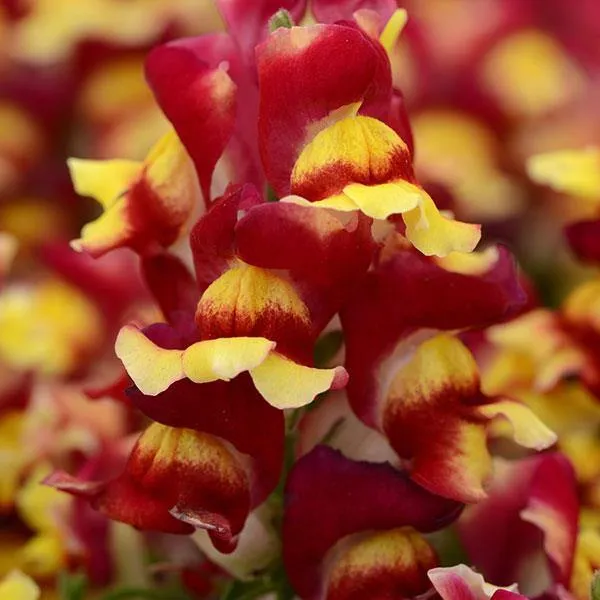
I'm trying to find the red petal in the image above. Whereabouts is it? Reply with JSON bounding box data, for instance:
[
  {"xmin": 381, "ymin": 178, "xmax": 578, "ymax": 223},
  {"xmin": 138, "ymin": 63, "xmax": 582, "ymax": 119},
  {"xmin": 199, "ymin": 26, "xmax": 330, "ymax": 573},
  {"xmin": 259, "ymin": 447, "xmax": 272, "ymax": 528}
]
[
  {"xmin": 128, "ymin": 375, "xmax": 284, "ymax": 504},
  {"xmin": 51, "ymin": 425, "xmax": 252, "ymax": 550},
  {"xmin": 235, "ymin": 202, "xmax": 375, "ymax": 332},
  {"xmin": 326, "ymin": 527, "xmax": 438, "ymax": 600},
  {"xmin": 342, "ymin": 243, "xmax": 526, "ymax": 426},
  {"xmin": 458, "ymin": 453, "xmax": 579, "ymax": 592},
  {"xmin": 40, "ymin": 242, "xmax": 148, "ymax": 324},
  {"xmin": 282, "ymin": 445, "xmax": 462, "ymax": 599},
  {"xmin": 257, "ymin": 22, "xmax": 392, "ymax": 196},
  {"xmin": 141, "ymin": 253, "xmax": 199, "ymax": 325},
  {"xmin": 190, "ymin": 184, "xmax": 263, "ymax": 294},
  {"xmin": 145, "ymin": 36, "xmax": 237, "ymax": 201},
  {"xmin": 565, "ymin": 219, "xmax": 600, "ymax": 265},
  {"xmin": 216, "ymin": 0, "xmax": 306, "ymax": 62}
]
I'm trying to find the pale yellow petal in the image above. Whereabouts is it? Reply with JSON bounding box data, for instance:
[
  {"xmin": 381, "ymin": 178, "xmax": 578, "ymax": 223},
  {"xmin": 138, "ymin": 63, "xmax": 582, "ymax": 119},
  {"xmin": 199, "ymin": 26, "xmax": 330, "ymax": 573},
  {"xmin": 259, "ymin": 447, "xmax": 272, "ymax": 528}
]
[
  {"xmin": 343, "ymin": 181, "xmax": 420, "ymax": 219},
  {"xmin": 403, "ymin": 190, "xmax": 481, "ymax": 257},
  {"xmin": 67, "ymin": 157, "xmax": 141, "ymax": 209},
  {"xmin": 527, "ymin": 148, "xmax": 600, "ymax": 199},
  {"xmin": 249, "ymin": 353, "xmax": 347, "ymax": 409},
  {"xmin": 0, "ymin": 571, "xmax": 40, "ymax": 600},
  {"xmin": 379, "ymin": 9, "xmax": 408, "ymax": 55},
  {"xmin": 182, "ymin": 337, "xmax": 275, "ymax": 383},
  {"xmin": 115, "ymin": 326, "xmax": 184, "ymax": 396},
  {"xmin": 478, "ymin": 400, "xmax": 557, "ymax": 450}
]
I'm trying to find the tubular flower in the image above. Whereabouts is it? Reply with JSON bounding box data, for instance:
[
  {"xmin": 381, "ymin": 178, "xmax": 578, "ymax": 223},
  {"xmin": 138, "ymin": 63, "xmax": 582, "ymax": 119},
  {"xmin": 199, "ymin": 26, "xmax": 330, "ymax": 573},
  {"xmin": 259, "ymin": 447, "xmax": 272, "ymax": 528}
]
[
  {"xmin": 48, "ymin": 423, "xmax": 252, "ymax": 554},
  {"xmin": 353, "ymin": 332, "xmax": 555, "ymax": 502},
  {"xmin": 282, "ymin": 445, "xmax": 462, "ymax": 600},
  {"xmin": 527, "ymin": 147, "xmax": 600, "ymax": 264},
  {"xmin": 485, "ymin": 280, "xmax": 600, "ymax": 398},
  {"xmin": 69, "ymin": 41, "xmax": 238, "ymax": 257},
  {"xmin": 457, "ymin": 454, "xmax": 580, "ymax": 598},
  {"xmin": 257, "ymin": 17, "xmax": 480, "ymax": 256},
  {"xmin": 340, "ymin": 239, "xmax": 545, "ymax": 501},
  {"xmin": 8, "ymin": 1, "xmax": 600, "ymax": 597},
  {"xmin": 115, "ymin": 184, "xmax": 360, "ymax": 410},
  {"xmin": 68, "ymin": 129, "xmax": 201, "ymax": 258},
  {"xmin": 126, "ymin": 378, "xmax": 285, "ymax": 537}
]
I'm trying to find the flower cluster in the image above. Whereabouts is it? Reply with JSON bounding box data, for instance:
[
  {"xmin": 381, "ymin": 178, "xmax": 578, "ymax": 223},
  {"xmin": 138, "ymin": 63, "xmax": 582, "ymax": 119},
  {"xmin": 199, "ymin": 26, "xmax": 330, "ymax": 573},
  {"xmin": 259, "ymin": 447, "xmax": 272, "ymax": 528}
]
[{"xmin": 1, "ymin": 1, "xmax": 600, "ymax": 599}]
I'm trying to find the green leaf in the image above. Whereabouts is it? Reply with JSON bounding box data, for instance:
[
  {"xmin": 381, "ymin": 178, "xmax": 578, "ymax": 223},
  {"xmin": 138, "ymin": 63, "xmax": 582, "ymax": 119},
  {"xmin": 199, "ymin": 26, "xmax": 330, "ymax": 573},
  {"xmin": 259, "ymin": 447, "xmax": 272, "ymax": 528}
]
[{"xmin": 268, "ymin": 8, "xmax": 295, "ymax": 32}]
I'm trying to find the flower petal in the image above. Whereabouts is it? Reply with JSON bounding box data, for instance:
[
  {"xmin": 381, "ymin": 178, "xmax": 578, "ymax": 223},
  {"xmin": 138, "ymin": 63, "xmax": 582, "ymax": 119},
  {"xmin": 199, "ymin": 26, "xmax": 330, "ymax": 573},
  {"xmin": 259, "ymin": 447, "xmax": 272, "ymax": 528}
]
[
  {"xmin": 145, "ymin": 37, "xmax": 237, "ymax": 201},
  {"xmin": 326, "ymin": 527, "xmax": 438, "ymax": 600},
  {"xmin": 565, "ymin": 219, "xmax": 600, "ymax": 265},
  {"xmin": 283, "ymin": 445, "xmax": 463, "ymax": 599},
  {"xmin": 235, "ymin": 200, "xmax": 375, "ymax": 332},
  {"xmin": 115, "ymin": 325, "xmax": 184, "ymax": 395},
  {"xmin": 195, "ymin": 262, "xmax": 313, "ymax": 361},
  {"xmin": 527, "ymin": 148, "xmax": 600, "ymax": 200},
  {"xmin": 70, "ymin": 130, "xmax": 198, "ymax": 257},
  {"xmin": 428, "ymin": 564, "xmax": 526, "ymax": 600},
  {"xmin": 182, "ymin": 337, "xmax": 275, "ymax": 383},
  {"xmin": 257, "ymin": 23, "xmax": 392, "ymax": 196},
  {"xmin": 402, "ymin": 190, "xmax": 481, "ymax": 257},
  {"xmin": 0, "ymin": 571, "xmax": 40, "ymax": 600},
  {"xmin": 249, "ymin": 352, "xmax": 348, "ymax": 409},
  {"xmin": 50, "ymin": 424, "xmax": 251, "ymax": 552},
  {"xmin": 290, "ymin": 115, "xmax": 414, "ymax": 205},
  {"xmin": 477, "ymin": 399, "xmax": 557, "ymax": 450},
  {"xmin": 128, "ymin": 375, "xmax": 285, "ymax": 504},
  {"xmin": 458, "ymin": 454, "xmax": 579, "ymax": 593},
  {"xmin": 190, "ymin": 183, "xmax": 264, "ymax": 293}
]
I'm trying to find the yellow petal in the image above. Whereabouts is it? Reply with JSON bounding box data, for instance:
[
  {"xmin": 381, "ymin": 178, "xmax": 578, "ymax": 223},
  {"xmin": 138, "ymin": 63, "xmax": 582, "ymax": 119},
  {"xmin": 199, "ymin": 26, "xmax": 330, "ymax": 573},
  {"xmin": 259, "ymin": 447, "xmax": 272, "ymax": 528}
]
[
  {"xmin": 70, "ymin": 199, "xmax": 130, "ymax": 254},
  {"xmin": 343, "ymin": 181, "xmax": 420, "ymax": 219},
  {"xmin": 249, "ymin": 352, "xmax": 347, "ymax": 409},
  {"xmin": 434, "ymin": 246, "xmax": 500, "ymax": 276},
  {"xmin": 570, "ymin": 529, "xmax": 600, "ymax": 600},
  {"xmin": 291, "ymin": 115, "xmax": 412, "ymax": 208},
  {"xmin": 0, "ymin": 571, "xmax": 40, "ymax": 600},
  {"xmin": 403, "ymin": 190, "xmax": 481, "ymax": 257},
  {"xmin": 480, "ymin": 30, "xmax": 584, "ymax": 118},
  {"xmin": 527, "ymin": 148, "xmax": 600, "ymax": 199},
  {"xmin": 379, "ymin": 9, "xmax": 408, "ymax": 56},
  {"xmin": 67, "ymin": 157, "xmax": 141, "ymax": 209},
  {"xmin": 182, "ymin": 337, "xmax": 275, "ymax": 383},
  {"xmin": 478, "ymin": 400, "xmax": 557, "ymax": 450},
  {"xmin": 18, "ymin": 534, "xmax": 66, "ymax": 578},
  {"xmin": 115, "ymin": 326, "xmax": 184, "ymax": 395},
  {"xmin": 310, "ymin": 194, "xmax": 360, "ymax": 212},
  {"xmin": 144, "ymin": 129, "xmax": 198, "ymax": 213}
]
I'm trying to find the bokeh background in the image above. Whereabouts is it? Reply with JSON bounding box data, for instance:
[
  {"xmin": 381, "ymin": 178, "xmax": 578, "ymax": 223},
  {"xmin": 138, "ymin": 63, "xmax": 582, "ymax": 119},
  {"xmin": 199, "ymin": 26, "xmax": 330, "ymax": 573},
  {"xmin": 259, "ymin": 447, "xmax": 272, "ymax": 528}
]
[{"xmin": 1, "ymin": 0, "xmax": 600, "ymax": 598}]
